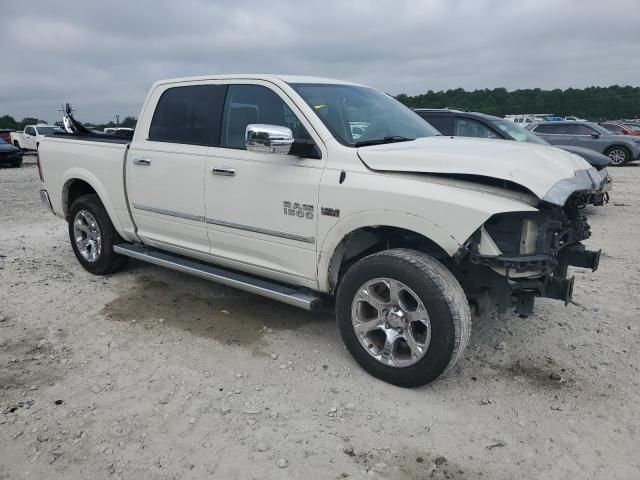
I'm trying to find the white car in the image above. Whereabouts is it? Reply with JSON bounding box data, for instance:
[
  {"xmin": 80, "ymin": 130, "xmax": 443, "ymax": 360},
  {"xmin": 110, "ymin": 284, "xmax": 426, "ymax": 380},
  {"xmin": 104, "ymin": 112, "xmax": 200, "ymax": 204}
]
[
  {"xmin": 11, "ymin": 124, "xmax": 61, "ymax": 151},
  {"xmin": 37, "ymin": 75, "xmax": 604, "ymax": 387}
]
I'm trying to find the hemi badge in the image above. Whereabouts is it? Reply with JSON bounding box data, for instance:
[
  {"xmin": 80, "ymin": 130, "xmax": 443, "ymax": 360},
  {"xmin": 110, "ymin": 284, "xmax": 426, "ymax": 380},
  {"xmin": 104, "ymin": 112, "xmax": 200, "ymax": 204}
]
[{"xmin": 321, "ymin": 207, "xmax": 340, "ymax": 218}]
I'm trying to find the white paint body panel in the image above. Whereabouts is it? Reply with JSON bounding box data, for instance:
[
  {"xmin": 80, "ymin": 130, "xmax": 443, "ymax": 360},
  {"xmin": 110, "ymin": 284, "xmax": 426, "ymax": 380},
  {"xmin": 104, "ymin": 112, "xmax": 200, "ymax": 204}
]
[{"xmin": 39, "ymin": 74, "xmax": 591, "ymax": 294}]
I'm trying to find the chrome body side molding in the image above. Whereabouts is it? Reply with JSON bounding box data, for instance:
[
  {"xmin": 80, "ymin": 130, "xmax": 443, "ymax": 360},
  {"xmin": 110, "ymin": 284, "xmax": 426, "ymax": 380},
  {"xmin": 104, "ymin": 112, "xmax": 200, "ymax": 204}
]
[{"xmin": 206, "ymin": 218, "xmax": 315, "ymax": 244}]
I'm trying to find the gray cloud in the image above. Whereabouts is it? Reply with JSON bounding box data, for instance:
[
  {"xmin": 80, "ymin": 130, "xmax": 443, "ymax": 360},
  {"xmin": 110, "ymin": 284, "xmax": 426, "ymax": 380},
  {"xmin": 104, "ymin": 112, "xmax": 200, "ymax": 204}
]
[{"xmin": 1, "ymin": 0, "xmax": 638, "ymax": 123}]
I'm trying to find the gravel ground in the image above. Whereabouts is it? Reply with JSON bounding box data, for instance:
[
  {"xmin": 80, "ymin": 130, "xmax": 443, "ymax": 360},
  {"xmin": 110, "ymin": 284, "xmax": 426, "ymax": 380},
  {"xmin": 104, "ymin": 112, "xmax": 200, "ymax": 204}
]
[{"xmin": 1, "ymin": 158, "xmax": 639, "ymax": 480}]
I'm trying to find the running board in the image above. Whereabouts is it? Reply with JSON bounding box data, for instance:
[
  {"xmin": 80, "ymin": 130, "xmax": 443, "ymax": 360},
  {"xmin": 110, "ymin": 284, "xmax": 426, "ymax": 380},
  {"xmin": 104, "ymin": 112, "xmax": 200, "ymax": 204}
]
[{"xmin": 113, "ymin": 243, "xmax": 324, "ymax": 311}]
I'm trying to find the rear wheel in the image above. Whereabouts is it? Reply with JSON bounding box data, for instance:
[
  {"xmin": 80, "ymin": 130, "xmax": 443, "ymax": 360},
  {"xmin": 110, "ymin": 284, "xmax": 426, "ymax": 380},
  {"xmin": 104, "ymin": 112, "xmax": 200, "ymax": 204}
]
[
  {"xmin": 606, "ymin": 146, "xmax": 630, "ymax": 166},
  {"xmin": 68, "ymin": 194, "xmax": 127, "ymax": 274},
  {"xmin": 336, "ymin": 249, "xmax": 471, "ymax": 387}
]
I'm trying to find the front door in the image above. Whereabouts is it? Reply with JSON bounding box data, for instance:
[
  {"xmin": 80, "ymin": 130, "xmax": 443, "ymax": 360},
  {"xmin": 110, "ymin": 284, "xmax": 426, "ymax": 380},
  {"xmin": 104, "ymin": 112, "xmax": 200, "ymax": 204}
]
[
  {"xmin": 23, "ymin": 126, "xmax": 37, "ymax": 150},
  {"xmin": 567, "ymin": 123, "xmax": 604, "ymax": 151},
  {"xmin": 204, "ymin": 82, "xmax": 325, "ymax": 284},
  {"xmin": 126, "ymin": 83, "xmax": 226, "ymax": 254}
]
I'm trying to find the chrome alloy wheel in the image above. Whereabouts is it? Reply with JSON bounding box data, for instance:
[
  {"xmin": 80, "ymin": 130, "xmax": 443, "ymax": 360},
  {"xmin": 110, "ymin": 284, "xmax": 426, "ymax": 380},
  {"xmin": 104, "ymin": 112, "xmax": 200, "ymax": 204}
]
[
  {"xmin": 608, "ymin": 148, "xmax": 627, "ymax": 165},
  {"xmin": 351, "ymin": 278, "xmax": 431, "ymax": 367},
  {"xmin": 73, "ymin": 210, "xmax": 102, "ymax": 262}
]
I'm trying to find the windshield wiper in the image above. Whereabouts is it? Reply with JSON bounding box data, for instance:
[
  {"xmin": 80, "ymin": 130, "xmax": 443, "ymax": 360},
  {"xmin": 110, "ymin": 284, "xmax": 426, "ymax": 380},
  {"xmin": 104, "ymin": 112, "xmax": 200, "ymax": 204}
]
[{"xmin": 354, "ymin": 136, "xmax": 414, "ymax": 147}]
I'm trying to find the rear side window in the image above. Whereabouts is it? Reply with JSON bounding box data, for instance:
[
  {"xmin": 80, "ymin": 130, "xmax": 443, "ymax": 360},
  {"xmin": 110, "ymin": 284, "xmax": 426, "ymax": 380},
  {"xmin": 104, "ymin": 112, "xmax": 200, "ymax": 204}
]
[
  {"xmin": 220, "ymin": 84, "xmax": 311, "ymax": 149},
  {"xmin": 533, "ymin": 124, "xmax": 567, "ymax": 134},
  {"xmin": 149, "ymin": 85, "xmax": 226, "ymax": 145},
  {"xmin": 418, "ymin": 114, "xmax": 453, "ymax": 135}
]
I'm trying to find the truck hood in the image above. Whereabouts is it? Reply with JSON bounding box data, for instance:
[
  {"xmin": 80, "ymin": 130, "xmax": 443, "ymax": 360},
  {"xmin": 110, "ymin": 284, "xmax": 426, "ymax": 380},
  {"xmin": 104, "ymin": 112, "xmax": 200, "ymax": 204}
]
[{"xmin": 357, "ymin": 136, "xmax": 605, "ymax": 206}]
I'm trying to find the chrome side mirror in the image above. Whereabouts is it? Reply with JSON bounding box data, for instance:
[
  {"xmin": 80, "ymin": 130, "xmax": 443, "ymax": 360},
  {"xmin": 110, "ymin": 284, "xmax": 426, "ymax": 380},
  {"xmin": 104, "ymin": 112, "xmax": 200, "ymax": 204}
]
[{"xmin": 245, "ymin": 124, "xmax": 294, "ymax": 155}]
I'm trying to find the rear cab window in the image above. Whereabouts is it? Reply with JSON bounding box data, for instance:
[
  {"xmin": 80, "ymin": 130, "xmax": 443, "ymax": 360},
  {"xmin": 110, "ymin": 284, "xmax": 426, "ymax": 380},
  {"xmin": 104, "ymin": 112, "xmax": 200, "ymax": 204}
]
[{"xmin": 149, "ymin": 85, "xmax": 226, "ymax": 146}]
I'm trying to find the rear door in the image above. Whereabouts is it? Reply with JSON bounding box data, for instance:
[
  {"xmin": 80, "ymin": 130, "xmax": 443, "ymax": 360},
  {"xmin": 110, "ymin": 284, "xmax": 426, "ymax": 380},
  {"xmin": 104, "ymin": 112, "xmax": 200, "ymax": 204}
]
[
  {"xmin": 204, "ymin": 81, "xmax": 325, "ymax": 284},
  {"xmin": 126, "ymin": 82, "xmax": 226, "ymax": 254},
  {"xmin": 531, "ymin": 123, "xmax": 569, "ymax": 145}
]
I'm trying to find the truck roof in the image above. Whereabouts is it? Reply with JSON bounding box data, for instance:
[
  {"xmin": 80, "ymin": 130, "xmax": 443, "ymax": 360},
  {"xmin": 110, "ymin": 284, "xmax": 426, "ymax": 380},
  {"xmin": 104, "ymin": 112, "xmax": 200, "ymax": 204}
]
[{"xmin": 152, "ymin": 74, "xmax": 363, "ymax": 88}]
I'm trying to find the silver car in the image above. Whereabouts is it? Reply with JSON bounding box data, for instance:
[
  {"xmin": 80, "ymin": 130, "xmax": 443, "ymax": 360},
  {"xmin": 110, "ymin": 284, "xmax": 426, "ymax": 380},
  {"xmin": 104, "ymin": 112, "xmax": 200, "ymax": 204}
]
[{"xmin": 526, "ymin": 121, "xmax": 640, "ymax": 166}]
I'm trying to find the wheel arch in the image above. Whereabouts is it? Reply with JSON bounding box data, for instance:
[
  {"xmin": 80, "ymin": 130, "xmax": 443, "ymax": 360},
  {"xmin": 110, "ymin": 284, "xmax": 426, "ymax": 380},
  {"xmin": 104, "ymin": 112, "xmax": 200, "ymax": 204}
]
[
  {"xmin": 318, "ymin": 210, "xmax": 463, "ymax": 293},
  {"xmin": 61, "ymin": 171, "xmax": 125, "ymax": 235}
]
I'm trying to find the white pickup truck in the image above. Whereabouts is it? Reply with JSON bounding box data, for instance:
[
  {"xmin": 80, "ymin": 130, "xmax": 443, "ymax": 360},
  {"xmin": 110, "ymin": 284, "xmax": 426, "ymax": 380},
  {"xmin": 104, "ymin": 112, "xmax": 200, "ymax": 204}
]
[
  {"xmin": 11, "ymin": 124, "xmax": 61, "ymax": 151},
  {"xmin": 38, "ymin": 75, "xmax": 604, "ymax": 387}
]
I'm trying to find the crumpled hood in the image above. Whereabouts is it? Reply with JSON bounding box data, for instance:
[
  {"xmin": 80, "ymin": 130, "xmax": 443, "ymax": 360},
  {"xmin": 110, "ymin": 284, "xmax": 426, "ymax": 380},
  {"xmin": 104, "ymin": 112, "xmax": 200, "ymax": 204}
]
[{"xmin": 357, "ymin": 136, "xmax": 605, "ymax": 206}]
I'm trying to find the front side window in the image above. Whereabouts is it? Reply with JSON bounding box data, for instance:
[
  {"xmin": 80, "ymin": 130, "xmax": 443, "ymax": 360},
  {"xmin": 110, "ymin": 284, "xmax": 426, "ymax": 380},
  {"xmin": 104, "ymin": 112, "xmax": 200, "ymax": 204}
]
[
  {"xmin": 291, "ymin": 83, "xmax": 438, "ymax": 147},
  {"xmin": 220, "ymin": 84, "xmax": 311, "ymax": 149},
  {"xmin": 454, "ymin": 118, "xmax": 500, "ymax": 139},
  {"xmin": 567, "ymin": 124, "xmax": 595, "ymax": 135},
  {"xmin": 493, "ymin": 120, "xmax": 547, "ymax": 144},
  {"xmin": 149, "ymin": 85, "xmax": 226, "ymax": 145},
  {"xmin": 35, "ymin": 126, "xmax": 56, "ymax": 136}
]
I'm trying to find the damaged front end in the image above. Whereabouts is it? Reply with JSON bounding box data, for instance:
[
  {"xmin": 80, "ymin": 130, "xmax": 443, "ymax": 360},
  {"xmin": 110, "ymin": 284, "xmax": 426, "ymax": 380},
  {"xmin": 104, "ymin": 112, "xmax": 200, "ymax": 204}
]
[{"xmin": 455, "ymin": 193, "xmax": 601, "ymax": 316}]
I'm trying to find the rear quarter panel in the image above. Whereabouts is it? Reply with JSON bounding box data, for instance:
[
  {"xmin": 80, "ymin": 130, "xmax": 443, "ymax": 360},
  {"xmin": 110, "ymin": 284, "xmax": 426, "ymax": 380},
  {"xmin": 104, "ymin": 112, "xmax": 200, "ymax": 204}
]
[{"xmin": 39, "ymin": 137, "xmax": 137, "ymax": 241}]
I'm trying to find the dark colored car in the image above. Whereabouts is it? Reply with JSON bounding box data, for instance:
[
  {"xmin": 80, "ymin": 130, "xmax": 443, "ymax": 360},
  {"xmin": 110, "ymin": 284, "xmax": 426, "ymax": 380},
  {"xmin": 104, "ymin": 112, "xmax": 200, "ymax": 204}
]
[
  {"xmin": 526, "ymin": 121, "xmax": 640, "ymax": 166},
  {"xmin": 414, "ymin": 109, "xmax": 611, "ymax": 170},
  {"xmin": 0, "ymin": 137, "xmax": 23, "ymax": 167}
]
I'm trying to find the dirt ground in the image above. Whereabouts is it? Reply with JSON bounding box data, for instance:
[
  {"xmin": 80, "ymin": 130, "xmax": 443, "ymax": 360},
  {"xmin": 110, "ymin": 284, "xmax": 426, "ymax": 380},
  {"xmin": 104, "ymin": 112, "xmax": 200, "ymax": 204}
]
[{"xmin": 1, "ymin": 156, "xmax": 639, "ymax": 480}]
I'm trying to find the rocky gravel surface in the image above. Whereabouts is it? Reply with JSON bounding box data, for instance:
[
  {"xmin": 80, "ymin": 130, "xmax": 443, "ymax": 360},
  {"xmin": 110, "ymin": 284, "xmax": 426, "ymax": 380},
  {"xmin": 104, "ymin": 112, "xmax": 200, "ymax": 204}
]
[{"xmin": 1, "ymin": 158, "xmax": 639, "ymax": 479}]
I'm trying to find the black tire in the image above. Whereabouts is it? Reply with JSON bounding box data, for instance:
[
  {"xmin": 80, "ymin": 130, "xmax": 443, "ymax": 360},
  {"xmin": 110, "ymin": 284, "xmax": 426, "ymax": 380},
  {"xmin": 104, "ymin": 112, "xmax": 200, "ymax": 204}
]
[
  {"xmin": 605, "ymin": 146, "xmax": 630, "ymax": 166},
  {"xmin": 13, "ymin": 141, "xmax": 20, "ymax": 149},
  {"xmin": 68, "ymin": 194, "xmax": 127, "ymax": 275},
  {"xmin": 12, "ymin": 161, "xmax": 22, "ymax": 168},
  {"xmin": 336, "ymin": 249, "xmax": 471, "ymax": 388}
]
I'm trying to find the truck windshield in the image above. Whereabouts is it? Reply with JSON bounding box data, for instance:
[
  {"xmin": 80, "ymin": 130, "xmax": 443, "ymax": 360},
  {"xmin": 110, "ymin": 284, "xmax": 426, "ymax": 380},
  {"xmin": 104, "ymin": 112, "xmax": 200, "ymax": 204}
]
[{"xmin": 291, "ymin": 83, "xmax": 438, "ymax": 147}]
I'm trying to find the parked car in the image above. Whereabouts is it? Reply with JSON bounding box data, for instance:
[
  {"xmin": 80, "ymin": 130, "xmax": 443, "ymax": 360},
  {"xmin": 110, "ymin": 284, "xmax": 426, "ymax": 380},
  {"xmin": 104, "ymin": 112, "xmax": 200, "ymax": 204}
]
[
  {"xmin": 38, "ymin": 74, "xmax": 602, "ymax": 387},
  {"xmin": 0, "ymin": 129, "xmax": 15, "ymax": 143},
  {"xmin": 526, "ymin": 121, "xmax": 640, "ymax": 166},
  {"xmin": 414, "ymin": 110, "xmax": 611, "ymax": 204},
  {"xmin": 415, "ymin": 109, "xmax": 610, "ymax": 170},
  {"xmin": 623, "ymin": 122, "xmax": 640, "ymax": 134},
  {"xmin": 10, "ymin": 124, "xmax": 62, "ymax": 151},
  {"xmin": 0, "ymin": 137, "xmax": 23, "ymax": 167},
  {"xmin": 598, "ymin": 121, "xmax": 640, "ymax": 137}
]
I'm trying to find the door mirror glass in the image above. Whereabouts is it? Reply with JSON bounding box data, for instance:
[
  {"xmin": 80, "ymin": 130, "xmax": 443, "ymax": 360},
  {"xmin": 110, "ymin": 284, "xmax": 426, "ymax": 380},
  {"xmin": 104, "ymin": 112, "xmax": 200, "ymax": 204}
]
[
  {"xmin": 591, "ymin": 132, "xmax": 600, "ymax": 139},
  {"xmin": 245, "ymin": 124, "xmax": 294, "ymax": 155}
]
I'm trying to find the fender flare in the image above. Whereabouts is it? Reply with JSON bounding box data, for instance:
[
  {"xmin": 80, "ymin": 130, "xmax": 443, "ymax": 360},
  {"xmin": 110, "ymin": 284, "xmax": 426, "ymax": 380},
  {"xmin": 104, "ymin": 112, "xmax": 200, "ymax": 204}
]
[
  {"xmin": 317, "ymin": 209, "xmax": 463, "ymax": 292},
  {"xmin": 61, "ymin": 168, "xmax": 125, "ymax": 236}
]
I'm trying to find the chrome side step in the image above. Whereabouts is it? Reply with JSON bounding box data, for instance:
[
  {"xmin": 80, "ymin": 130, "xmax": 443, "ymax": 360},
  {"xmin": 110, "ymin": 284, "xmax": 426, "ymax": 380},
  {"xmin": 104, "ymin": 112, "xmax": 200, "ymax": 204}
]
[{"xmin": 113, "ymin": 243, "xmax": 324, "ymax": 311}]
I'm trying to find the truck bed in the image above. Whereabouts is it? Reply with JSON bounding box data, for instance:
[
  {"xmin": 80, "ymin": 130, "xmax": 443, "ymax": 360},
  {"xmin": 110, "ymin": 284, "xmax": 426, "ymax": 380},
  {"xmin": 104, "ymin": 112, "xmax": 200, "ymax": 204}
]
[{"xmin": 51, "ymin": 132, "xmax": 132, "ymax": 145}]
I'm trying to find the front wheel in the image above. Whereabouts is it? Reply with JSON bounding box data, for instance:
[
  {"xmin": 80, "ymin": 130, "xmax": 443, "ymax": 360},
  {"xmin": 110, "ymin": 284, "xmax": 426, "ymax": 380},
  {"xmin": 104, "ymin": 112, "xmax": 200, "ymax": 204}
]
[
  {"xmin": 68, "ymin": 194, "xmax": 127, "ymax": 275},
  {"xmin": 606, "ymin": 146, "xmax": 630, "ymax": 166},
  {"xmin": 336, "ymin": 249, "xmax": 471, "ymax": 387}
]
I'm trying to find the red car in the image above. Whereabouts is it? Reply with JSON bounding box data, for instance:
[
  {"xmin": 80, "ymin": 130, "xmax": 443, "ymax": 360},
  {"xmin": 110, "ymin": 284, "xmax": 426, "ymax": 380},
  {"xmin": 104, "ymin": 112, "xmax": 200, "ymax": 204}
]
[
  {"xmin": 599, "ymin": 121, "xmax": 640, "ymax": 136},
  {"xmin": 0, "ymin": 129, "xmax": 14, "ymax": 143}
]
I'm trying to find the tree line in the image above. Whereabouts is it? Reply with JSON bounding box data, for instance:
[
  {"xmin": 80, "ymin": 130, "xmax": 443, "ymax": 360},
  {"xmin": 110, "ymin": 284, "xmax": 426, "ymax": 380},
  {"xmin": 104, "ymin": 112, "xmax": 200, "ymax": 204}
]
[
  {"xmin": 0, "ymin": 115, "xmax": 137, "ymax": 131},
  {"xmin": 2, "ymin": 85, "xmax": 639, "ymax": 130},
  {"xmin": 395, "ymin": 85, "xmax": 640, "ymax": 120}
]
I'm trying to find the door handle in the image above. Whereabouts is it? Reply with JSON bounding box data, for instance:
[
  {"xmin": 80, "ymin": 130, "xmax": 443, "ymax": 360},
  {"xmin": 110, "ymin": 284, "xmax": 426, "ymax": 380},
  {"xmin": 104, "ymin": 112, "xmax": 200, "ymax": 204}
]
[
  {"xmin": 132, "ymin": 158, "xmax": 151, "ymax": 166},
  {"xmin": 211, "ymin": 166, "xmax": 236, "ymax": 177}
]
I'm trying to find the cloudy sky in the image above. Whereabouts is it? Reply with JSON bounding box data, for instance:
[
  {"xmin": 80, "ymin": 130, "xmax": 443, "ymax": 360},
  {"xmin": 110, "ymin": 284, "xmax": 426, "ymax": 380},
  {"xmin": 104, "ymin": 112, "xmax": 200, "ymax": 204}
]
[{"xmin": 1, "ymin": 0, "xmax": 638, "ymax": 123}]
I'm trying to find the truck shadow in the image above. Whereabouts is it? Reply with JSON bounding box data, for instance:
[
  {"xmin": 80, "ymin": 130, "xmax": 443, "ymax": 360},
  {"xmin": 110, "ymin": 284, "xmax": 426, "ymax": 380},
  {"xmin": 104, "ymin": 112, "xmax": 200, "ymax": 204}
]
[{"xmin": 100, "ymin": 268, "xmax": 334, "ymax": 352}]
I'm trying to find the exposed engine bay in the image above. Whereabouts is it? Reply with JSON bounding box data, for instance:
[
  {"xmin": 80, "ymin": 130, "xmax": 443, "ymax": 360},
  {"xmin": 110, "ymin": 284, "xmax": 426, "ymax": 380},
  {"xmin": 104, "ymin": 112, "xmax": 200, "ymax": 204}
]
[{"xmin": 455, "ymin": 192, "xmax": 601, "ymax": 316}]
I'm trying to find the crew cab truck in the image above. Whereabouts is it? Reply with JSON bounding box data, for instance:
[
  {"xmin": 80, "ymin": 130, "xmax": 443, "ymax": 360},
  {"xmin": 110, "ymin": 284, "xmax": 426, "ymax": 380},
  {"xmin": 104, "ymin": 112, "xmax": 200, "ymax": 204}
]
[
  {"xmin": 11, "ymin": 124, "xmax": 60, "ymax": 151},
  {"xmin": 38, "ymin": 75, "xmax": 603, "ymax": 387}
]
